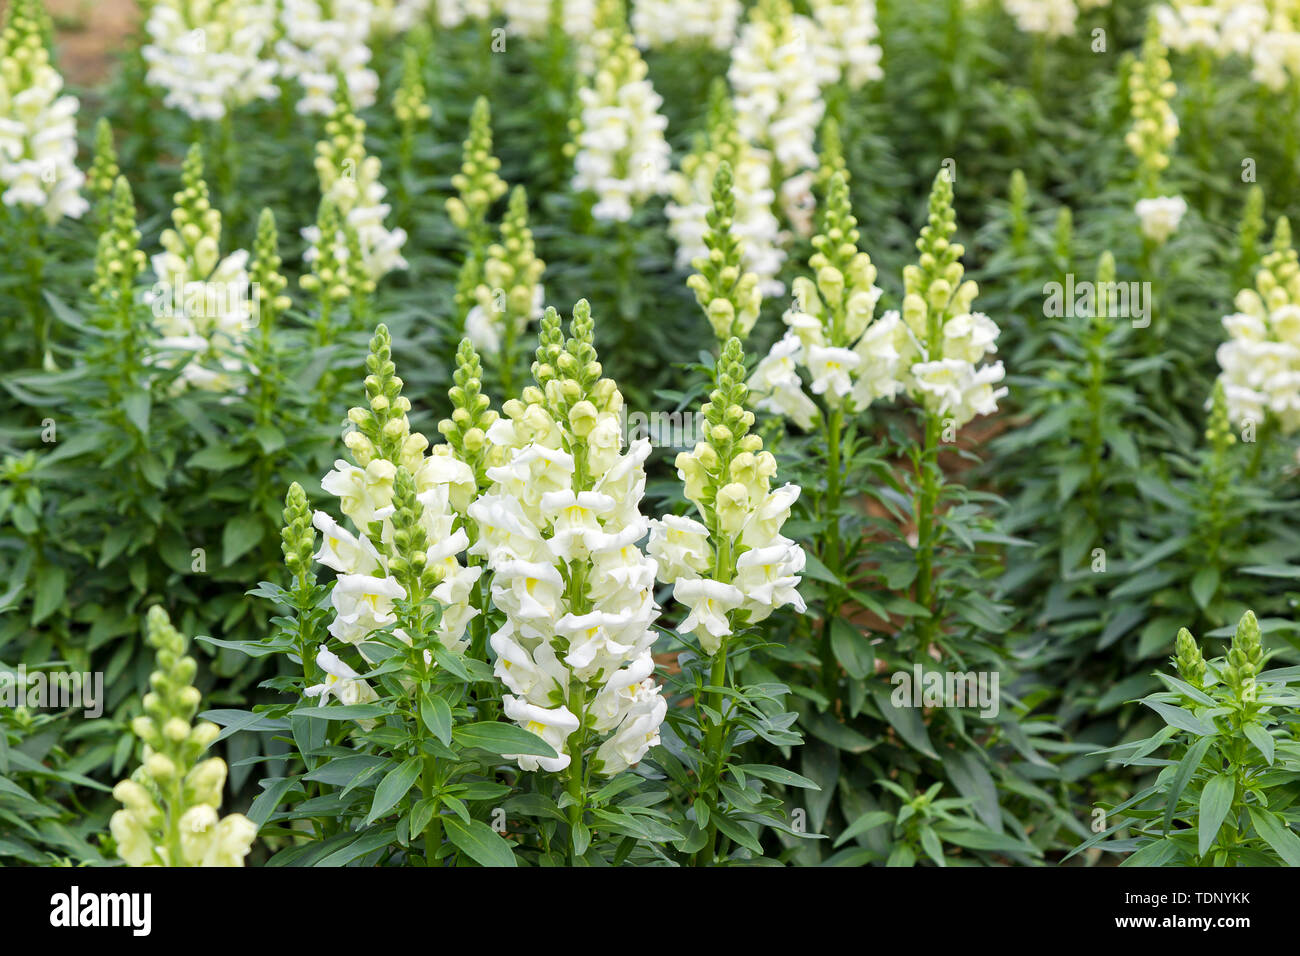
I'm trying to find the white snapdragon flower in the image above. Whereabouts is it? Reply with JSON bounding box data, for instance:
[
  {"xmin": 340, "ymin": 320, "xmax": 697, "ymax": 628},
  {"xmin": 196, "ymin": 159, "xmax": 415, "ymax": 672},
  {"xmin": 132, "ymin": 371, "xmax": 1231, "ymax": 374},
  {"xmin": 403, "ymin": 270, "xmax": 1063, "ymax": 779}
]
[
  {"xmin": 666, "ymin": 84, "xmax": 786, "ymax": 296},
  {"xmin": 275, "ymin": 0, "xmax": 379, "ymax": 114},
  {"xmin": 306, "ymin": 645, "xmax": 380, "ymax": 707},
  {"xmin": 660, "ymin": 339, "xmax": 806, "ymax": 656},
  {"xmin": 807, "ymin": 0, "xmax": 883, "ymax": 89},
  {"xmin": 571, "ymin": 30, "xmax": 672, "ymax": 222},
  {"xmin": 1217, "ymin": 224, "xmax": 1300, "ymax": 434},
  {"xmin": 728, "ymin": 0, "xmax": 831, "ymax": 237},
  {"xmin": 1000, "ymin": 0, "xmax": 1079, "ymax": 38},
  {"xmin": 142, "ymin": 0, "xmax": 278, "ymax": 121},
  {"xmin": 370, "ymin": 0, "xmax": 432, "ymax": 33},
  {"xmin": 302, "ymin": 96, "xmax": 407, "ymax": 282},
  {"xmin": 747, "ymin": 176, "xmax": 904, "ymax": 424},
  {"xmin": 503, "ymin": 0, "xmax": 592, "ymax": 38},
  {"xmin": 1135, "ymin": 195, "xmax": 1188, "ymax": 245},
  {"xmin": 0, "ymin": 3, "xmax": 88, "ymax": 222},
  {"xmin": 473, "ymin": 303, "xmax": 666, "ymax": 777},
  {"xmin": 311, "ymin": 327, "xmax": 483, "ymax": 690},
  {"xmin": 144, "ymin": 147, "xmax": 254, "ymax": 393},
  {"xmin": 631, "ymin": 0, "xmax": 742, "ymax": 50}
]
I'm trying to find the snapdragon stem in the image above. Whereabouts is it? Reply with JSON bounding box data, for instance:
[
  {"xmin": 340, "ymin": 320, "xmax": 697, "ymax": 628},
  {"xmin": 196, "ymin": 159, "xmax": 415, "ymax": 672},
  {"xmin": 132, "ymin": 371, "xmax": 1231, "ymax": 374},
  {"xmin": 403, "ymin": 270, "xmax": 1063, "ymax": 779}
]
[
  {"xmin": 820, "ymin": 404, "xmax": 845, "ymax": 703},
  {"xmin": 694, "ymin": 634, "xmax": 730, "ymax": 867},
  {"xmin": 564, "ymin": 679, "xmax": 589, "ymax": 862},
  {"xmin": 914, "ymin": 412, "xmax": 941, "ymax": 655}
]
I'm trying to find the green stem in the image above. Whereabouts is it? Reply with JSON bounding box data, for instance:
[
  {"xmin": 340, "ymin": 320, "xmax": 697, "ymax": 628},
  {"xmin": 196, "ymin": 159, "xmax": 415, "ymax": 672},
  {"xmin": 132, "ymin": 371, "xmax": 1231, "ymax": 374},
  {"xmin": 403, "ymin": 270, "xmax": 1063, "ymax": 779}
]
[{"xmin": 914, "ymin": 412, "xmax": 941, "ymax": 656}]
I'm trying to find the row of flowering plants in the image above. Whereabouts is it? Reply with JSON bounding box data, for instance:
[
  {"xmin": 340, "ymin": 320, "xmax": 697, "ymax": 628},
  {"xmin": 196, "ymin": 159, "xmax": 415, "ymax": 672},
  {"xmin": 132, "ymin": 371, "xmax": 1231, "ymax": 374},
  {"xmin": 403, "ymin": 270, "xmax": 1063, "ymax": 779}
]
[{"xmin": 3, "ymin": 0, "xmax": 1300, "ymax": 869}]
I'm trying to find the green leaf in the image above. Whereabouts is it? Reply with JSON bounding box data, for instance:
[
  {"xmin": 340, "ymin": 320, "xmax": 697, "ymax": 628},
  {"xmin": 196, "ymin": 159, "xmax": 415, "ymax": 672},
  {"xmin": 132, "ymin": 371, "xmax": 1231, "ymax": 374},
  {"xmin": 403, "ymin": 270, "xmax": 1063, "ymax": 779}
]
[
  {"xmin": 830, "ymin": 618, "xmax": 873, "ymax": 680},
  {"xmin": 31, "ymin": 565, "xmax": 67, "ymax": 625},
  {"xmin": 733, "ymin": 764, "xmax": 821, "ymax": 790},
  {"xmin": 222, "ymin": 513, "xmax": 264, "ymax": 566},
  {"xmin": 1243, "ymin": 723, "xmax": 1275, "ymax": 766},
  {"xmin": 1190, "ymin": 565, "xmax": 1219, "ymax": 611},
  {"xmin": 420, "ymin": 691, "xmax": 453, "ymax": 747},
  {"xmin": 1142, "ymin": 700, "xmax": 1218, "ymax": 737},
  {"xmin": 366, "ymin": 757, "xmax": 422, "ymax": 825},
  {"xmin": 1163, "ymin": 736, "xmax": 1213, "ymax": 834},
  {"xmin": 444, "ymin": 817, "xmax": 517, "ymax": 867},
  {"xmin": 453, "ymin": 721, "xmax": 557, "ymax": 758},
  {"xmin": 1247, "ymin": 807, "xmax": 1300, "ymax": 866},
  {"xmin": 187, "ymin": 445, "xmax": 253, "ymax": 470},
  {"xmin": 1197, "ymin": 774, "xmax": 1235, "ymax": 858},
  {"xmin": 833, "ymin": 811, "xmax": 893, "ymax": 848},
  {"xmin": 293, "ymin": 703, "xmax": 389, "ymax": 721},
  {"xmin": 122, "ymin": 389, "xmax": 150, "ymax": 437},
  {"xmin": 871, "ymin": 685, "xmax": 938, "ymax": 759}
]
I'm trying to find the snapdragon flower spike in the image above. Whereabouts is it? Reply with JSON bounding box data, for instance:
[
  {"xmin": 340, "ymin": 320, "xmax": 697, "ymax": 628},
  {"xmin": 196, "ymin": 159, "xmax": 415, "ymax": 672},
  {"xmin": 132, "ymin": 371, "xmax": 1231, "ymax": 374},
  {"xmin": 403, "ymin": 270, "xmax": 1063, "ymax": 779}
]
[
  {"xmin": 470, "ymin": 300, "xmax": 666, "ymax": 776},
  {"xmin": 999, "ymin": 0, "xmax": 1088, "ymax": 39},
  {"xmin": 370, "ymin": 0, "xmax": 437, "ymax": 34},
  {"xmin": 1127, "ymin": 16, "xmax": 1186, "ymax": 244},
  {"xmin": 631, "ymin": 0, "xmax": 741, "ymax": 50},
  {"xmin": 569, "ymin": 25, "xmax": 672, "ymax": 222},
  {"xmin": 467, "ymin": 186, "xmax": 547, "ymax": 369},
  {"xmin": 393, "ymin": 38, "xmax": 432, "ymax": 149},
  {"xmin": 447, "ymin": 96, "xmax": 508, "ymax": 249},
  {"xmin": 1216, "ymin": 216, "xmax": 1300, "ymax": 434},
  {"xmin": 142, "ymin": 0, "xmax": 278, "ymax": 122},
  {"xmin": 250, "ymin": 208, "xmax": 292, "ymax": 331},
  {"xmin": 145, "ymin": 144, "xmax": 254, "ymax": 393},
  {"xmin": 666, "ymin": 79, "xmax": 784, "ymax": 295},
  {"xmin": 302, "ymin": 82, "xmax": 408, "ymax": 284},
  {"xmin": 274, "ymin": 0, "xmax": 378, "ymax": 115},
  {"xmin": 111, "ymin": 607, "xmax": 256, "ymax": 867},
  {"xmin": 900, "ymin": 169, "xmax": 1007, "ymax": 430},
  {"xmin": 747, "ymin": 171, "xmax": 896, "ymax": 426},
  {"xmin": 88, "ymin": 117, "xmax": 119, "ymax": 224},
  {"xmin": 652, "ymin": 337, "xmax": 806, "ymax": 655},
  {"xmin": 1173, "ymin": 625, "xmax": 1207, "ymax": 689},
  {"xmin": 438, "ymin": 339, "xmax": 500, "ymax": 506},
  {"xmin": 90, "ymin": 176, "xmax": 148, "ymax": 316},
  {"xmin": 728, "ymin": 0, "xmax": 833, "ymax": 238},
  {"xmin": 685, "ymin": 162, "xmax": 764, "ymax": 344},
  {"xmin": 315, "ymin": 325, "xmax": 482, "ymax": 672},
  {"xmin": 0, "ymin": 0, "xmax": 88, "ymax": 221},
  {"xmin": 504, "ymin": 0, "xmax": 594, "ymax": 41},
  {"xmin": 1223, "ymin": 610, "xmax": 1265, "ymax": 704},
  {"xmin": 807, "ymin": 0, "xmax": 883, "ymax": 90}
]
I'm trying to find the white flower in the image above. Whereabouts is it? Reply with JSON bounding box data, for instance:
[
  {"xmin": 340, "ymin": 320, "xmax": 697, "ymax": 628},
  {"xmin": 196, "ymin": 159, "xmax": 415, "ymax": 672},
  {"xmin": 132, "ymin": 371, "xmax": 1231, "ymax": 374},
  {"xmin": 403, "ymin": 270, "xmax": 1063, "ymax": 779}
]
[
  {"xmin": 503, "ymin": 0, "xmax": 593, "ymax": 39},
  {"xmin": 593, "ymin": 691, "xmax": 667, "ymax": 774},
  {"xmin": 805, "ymin": 344, "xmax": 860, "ymax": 398},
  {"xmin": 631, "ymin": 0, "xmax": 742, "ymax": 50},
  {"xmin": 305, "ymin": 645, "xmax": 379, "ymax": 708},
  {"xmin": 312, "ymin": 511, "xmax": 383, "ymax": 574},
  {"xmin": 0, "ymin": 30, "xmax": 88, "ymax": 222},
  {"xmin": 501, "ymin": 696, "xmax": 581, "ymax": 772},
  {"xmin": 1135, "ymin": 195, "xmax": 1188, "ymax": 245},
  {"xmin": 1001, "ymin": 0, "xmax": 1079, "ymax": 39},
  {"xmin": 807, "ymin": 0, "xmax": 882, "ymax": 89},
  {"xmin": 571, "ymin": 33, "xmax": 672, "ymax": 222},
  {"xmin": 328, "ymin": 573, "xmax": 407, "ymax": 644},
  {"xmin": 729, "ymin": 2, "xmax": 831, "ymax": 234},
  {"xmin": 673, "ymin": 577, "xmax": 746, "ymax": 654},
  {"xmin": 275, "ymin": 0, "xmax": 379, "ymax": 115},
  {"xmin": 647, "ymin": 514, "xmax": 712, "ymax": 582},
  {"xmin": 910, "ymin": 358, "xmax": 1008, "ymax": 429},
  {"xmin": 734, "ymin": 538, "xmax": 807, "ymax": 623},
  {"xmin": 142, "ymin": 0, "xmax": 279, "ymax": 121},
  {"xmin": 321, "ymin": 458, "xmax": 398, "ymax": 528}
]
